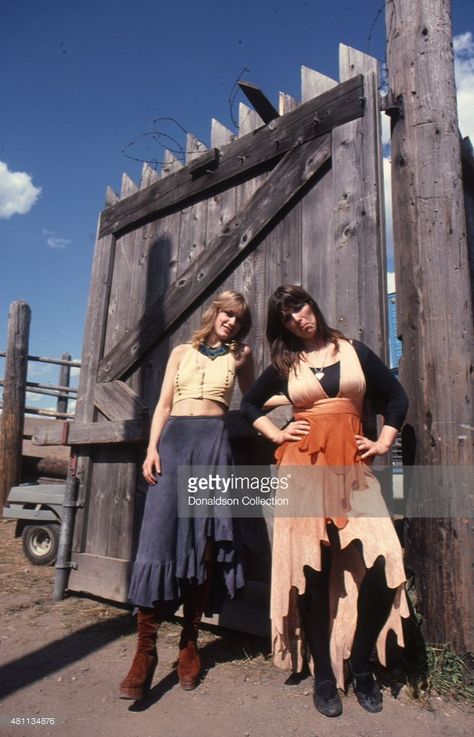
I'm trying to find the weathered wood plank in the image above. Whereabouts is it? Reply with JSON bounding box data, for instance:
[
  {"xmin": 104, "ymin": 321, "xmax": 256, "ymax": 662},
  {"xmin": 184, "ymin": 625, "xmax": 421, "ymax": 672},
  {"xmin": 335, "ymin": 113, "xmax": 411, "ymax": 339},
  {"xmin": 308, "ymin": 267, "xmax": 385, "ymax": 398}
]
[
  {"xmin": 202, "ymin": 119, "xmax": 239, "ymax": 362},
  {"xmin": 264, "ymin": 89, "xmax": 303, "ymax": 402},
  {"xmin": 120, "ymin": 173, "xmax": 139, "ymax": 199},
  {"xmin": 387, "ymin": 0, "xmax": 474, "ymax": 652},
  {"xmin": 181, "ymin": 136, "xmax": 208, "ymax": 278},
  {"xmin": 32, "ymin": 418, "xmax": 149, "ymax": 446},
  {"xmin": 94, "ymin": 380, "xmax": 149, "ymax": 421},
  {"xmin": 69, "ymin": 232, "xmax": 116, "ymax": 554},
  {"xmin": 232, "ymin": 103, "xmax": 266, "ymax": 398},
  {"xmin": 278, "ymin": 91, "xmax": 298, "ymax": 115},
  {"xmin": 172, "ymin": 135, "xmax": 209, "ymax": 348},
  {"xmin": 140, "ymin": 149, "xmax": 184, "ymax": 411},
  {"xmin": 105, "ymin": 186, "xmax": 120, "ymax": 208},
  {"xmin": 98, "ymin": 75, "xmax": 364, "ymax": 237},
  {"xmin": 56, "ymin": 353, "xmax": 71, "ymax": 416},
  {"xmin": 161, "ymin": 148, "xmax": 183, "ymax": 178},
  {"xmin": 301, "ymin": 67, "xmax": 338, "ymax": 319},
  {"xmin": 461, "ymin": 137, "xmax": 474, "ymax": 308},
  {"xmin": 0, "ymin": 301, "xmax": 31, "ymax": 505},
  {"xmin": 97, "ymin": 135, "xmax": 332, "ymax": 383},
  {"xmin": 238, "ymin": 80, "xmax": 279, "ymax": 123},
  {"xmin": 331, "ymin": 44, "xmax": 386, "ymax": 354},
  {"xmin": 140, "ymin": 162, "xmax": 159, "ymax": 189},
  {"xmin": 67, "ymin": 553, "xmax": 270, "ymax": 635}
]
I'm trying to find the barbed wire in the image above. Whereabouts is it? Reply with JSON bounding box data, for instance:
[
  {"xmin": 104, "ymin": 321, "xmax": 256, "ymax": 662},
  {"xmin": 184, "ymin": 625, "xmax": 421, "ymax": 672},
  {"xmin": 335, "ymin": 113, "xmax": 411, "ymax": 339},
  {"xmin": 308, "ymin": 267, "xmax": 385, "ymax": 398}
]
[{"xmin": 227, "ymin": 65, "xmax": 251, "ymax": 130}]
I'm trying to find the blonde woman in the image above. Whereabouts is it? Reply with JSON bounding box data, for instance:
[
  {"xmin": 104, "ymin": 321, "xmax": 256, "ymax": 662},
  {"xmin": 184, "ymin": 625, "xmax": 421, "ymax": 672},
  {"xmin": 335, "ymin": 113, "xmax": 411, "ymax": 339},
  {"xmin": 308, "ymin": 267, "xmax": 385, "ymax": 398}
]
[{"xmin": 120, "ymin": 291, "xmax": 254, "ymax": 700}]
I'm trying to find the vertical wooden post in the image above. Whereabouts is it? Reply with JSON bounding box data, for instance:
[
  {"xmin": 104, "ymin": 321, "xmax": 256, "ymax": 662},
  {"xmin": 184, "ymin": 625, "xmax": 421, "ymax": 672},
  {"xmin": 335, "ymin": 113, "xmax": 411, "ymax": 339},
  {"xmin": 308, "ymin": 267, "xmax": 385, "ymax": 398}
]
[
  {"xmin": 56, "ymin": 352, "xmax": 71, "ymax": 416},
  {"xmin": 386, "ymin": 0, "xmax": 474, "ymax": 651},
  {"xmin": 0, "ymin": 300, "xmax": 31, "ymax": 507}
]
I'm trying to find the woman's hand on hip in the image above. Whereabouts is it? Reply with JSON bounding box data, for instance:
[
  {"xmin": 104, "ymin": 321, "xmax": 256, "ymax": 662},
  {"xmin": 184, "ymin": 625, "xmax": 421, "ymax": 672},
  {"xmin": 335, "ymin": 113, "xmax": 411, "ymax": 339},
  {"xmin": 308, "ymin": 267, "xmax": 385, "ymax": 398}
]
[
  {"xmin": 143, "ymin": 448, "xmax": 161, "ymax": 485},
  {"xmin": 275, "ymin": 420, "xmax": 310, "ymax": 444},
  {"xmin": 354, "ymin": 434, "xmax": 390, "ymax": 461}
]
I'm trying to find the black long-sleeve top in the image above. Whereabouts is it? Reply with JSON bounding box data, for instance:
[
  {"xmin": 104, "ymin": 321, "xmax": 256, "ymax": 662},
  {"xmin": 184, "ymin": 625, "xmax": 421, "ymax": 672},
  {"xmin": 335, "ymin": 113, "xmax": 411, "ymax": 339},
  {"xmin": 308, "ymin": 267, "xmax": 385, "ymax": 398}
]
[{"xmin": 240, "ymin": 340, "xmax": 408, "ymax": 431}]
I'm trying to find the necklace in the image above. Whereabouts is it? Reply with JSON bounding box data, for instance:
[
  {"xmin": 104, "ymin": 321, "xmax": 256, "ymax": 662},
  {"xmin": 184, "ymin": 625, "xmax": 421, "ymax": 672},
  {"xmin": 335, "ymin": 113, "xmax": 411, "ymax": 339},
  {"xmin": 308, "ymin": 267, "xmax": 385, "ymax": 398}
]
[
  {"xmin": 308, "ymin": 345, "xmax": 331, "ymax": 380},
  {"xmin": 198, "ymin": 342, "xmax": 230, "ymax": 360}
]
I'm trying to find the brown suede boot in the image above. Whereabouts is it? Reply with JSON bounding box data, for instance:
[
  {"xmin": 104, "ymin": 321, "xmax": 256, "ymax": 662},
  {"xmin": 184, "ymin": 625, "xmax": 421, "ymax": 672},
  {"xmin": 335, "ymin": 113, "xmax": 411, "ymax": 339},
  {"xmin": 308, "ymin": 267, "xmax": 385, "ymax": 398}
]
[
  {"xmin": 177, "ymin": 565, "xmax": 214, "ymax": 691},
  {"xmin": 119, "ymin": 607, "xmax": 163, "ymax": 700},
  {"xmin": 177, "ymin": 638, "xmax": 201, "ymax": 691}
]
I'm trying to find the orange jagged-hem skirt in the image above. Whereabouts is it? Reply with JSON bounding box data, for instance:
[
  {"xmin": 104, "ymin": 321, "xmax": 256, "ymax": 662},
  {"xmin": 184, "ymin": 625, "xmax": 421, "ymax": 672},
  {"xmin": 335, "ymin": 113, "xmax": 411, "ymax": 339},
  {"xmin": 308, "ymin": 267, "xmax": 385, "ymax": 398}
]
[{"xmin": 270, "ymin": 398, "xmax": 409, "ymax": 689}]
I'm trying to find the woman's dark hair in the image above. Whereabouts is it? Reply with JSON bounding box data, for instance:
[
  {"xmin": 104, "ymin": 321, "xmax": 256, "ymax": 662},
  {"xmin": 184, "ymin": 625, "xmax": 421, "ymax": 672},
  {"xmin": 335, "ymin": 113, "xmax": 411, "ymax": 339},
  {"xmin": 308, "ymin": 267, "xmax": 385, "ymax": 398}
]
[{"xmin": 266, "ymin": 285, "xmax": 345, "ymax": 377}]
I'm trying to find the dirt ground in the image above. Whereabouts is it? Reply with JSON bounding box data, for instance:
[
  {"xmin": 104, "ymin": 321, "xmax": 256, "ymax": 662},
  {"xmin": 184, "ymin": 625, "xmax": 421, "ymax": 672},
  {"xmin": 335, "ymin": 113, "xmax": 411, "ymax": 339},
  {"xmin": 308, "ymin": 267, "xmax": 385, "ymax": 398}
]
[{"xmin": 0, "ymin": 519, "xmax": 472, "ymax": 737}]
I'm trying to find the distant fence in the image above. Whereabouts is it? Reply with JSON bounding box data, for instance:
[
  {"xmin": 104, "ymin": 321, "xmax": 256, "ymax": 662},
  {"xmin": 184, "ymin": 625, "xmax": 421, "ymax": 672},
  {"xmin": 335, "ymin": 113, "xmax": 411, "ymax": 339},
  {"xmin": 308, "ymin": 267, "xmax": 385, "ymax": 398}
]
[
  {"xmin": 0, "ymin": 300, "xmax": 81, "ymax": 504},
  {"xmin": 0, "ymin": 351, "xmax": 80, "ymax": 420}
]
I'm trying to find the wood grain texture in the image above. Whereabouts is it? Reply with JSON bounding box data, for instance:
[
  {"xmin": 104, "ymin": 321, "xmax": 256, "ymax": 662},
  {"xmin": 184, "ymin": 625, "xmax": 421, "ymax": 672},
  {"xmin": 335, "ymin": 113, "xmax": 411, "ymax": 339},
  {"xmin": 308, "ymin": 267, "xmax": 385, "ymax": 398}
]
[
  {"xmin": 331, "ymin": 44, "xmax": 386, "ymax": 355},
  {"xmin": 32, "ymin": 418, "xmax": 148, "ymax": 446},
  {"xmin": 97, "ymin": 135, "xmax": 332, "ymax": 383},
  {"xmin": 94, "ymin": 380, "xmax": 149, "ymax": 421},
  {"xmin": 98, "ymin": 76, "xmax": 364, "ymax": 238},
  {"xmin": 232, "ymin": 103, "xmax": 266, "ymax": 403},
  {"xmin": 301, "ymin": 67, "xmax": 338, "ymax": 320},
  {"xmin": 387, "ymin": 0, "xmax": 474, "ymax": 652},
  {"xmin": 0, "ymin": 301, "xmax": 31, "ymax": 505}
]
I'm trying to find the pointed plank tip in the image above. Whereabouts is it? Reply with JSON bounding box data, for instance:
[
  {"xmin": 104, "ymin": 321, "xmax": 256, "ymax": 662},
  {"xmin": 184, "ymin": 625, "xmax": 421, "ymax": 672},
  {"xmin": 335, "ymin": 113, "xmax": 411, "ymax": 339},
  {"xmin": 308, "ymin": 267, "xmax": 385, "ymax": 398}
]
[
  {"xmin": 238, "ymin": 102, "xmax": 263, "ymax": 135},
  {"xmin": 211, "ymin": 118, "xmax": 235, "ymax": 147},
  {"xmin": 140, "ymin": 162, "xmax": 159, "ymax": 189},
  {"xmin": 105, "ymin": 185, "xmax": 120, "ymax": 207},
  {"xmin": 339, "ymin": 43, "xmax": 378, "ymax": 79},
  {"xmin": 301, "ymin": 66, "xmax": 337, "ymax": 101},
  {"xmin": 185, "ymin": 133, "xmax": 208, "ymax": 163},
  {"xmin": 120, "ymin": 172, "xmax": 139, "ymax": 198},
  {"xmin": 278, "ymin": 91, "xmax": 299, "ymax": 115}
]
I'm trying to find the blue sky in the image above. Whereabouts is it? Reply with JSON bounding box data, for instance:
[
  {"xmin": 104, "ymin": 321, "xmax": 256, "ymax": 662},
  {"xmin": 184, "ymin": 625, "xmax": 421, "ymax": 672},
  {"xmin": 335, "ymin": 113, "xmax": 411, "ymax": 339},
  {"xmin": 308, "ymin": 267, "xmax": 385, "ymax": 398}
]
[{"xmin": 1, "ymin": 0, "xmax": 472, "ymax": 409}]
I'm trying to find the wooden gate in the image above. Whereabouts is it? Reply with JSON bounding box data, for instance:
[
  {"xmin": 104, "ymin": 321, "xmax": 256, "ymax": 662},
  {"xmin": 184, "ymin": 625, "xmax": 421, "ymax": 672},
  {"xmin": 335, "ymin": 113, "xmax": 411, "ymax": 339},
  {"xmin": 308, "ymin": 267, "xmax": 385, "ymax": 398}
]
[{"xmin": 36, "ymin": 47, "xmax": 387, "ymax": 619}]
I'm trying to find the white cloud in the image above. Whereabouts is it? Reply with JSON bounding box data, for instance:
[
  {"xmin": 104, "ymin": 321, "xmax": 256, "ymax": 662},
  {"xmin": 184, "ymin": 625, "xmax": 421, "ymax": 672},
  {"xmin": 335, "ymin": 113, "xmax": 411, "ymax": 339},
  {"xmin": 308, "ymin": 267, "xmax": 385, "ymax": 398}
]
[
  {"xmin": 0, "ymin": 161, "xmax": 41, "ymax": 219},
  {"xmin": 454, "ymin": 32, "xmax": 474, "ymax": 140},
  {"xmin": 42, "ymin": 228, "xmax": 71, "ymax": 250}
]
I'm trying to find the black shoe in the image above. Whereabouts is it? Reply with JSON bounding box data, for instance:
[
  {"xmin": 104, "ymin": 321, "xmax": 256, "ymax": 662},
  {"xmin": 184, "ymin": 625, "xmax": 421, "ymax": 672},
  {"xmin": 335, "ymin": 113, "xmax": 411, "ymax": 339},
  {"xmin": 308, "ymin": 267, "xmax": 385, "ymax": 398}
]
[
  {"xmin": 284, "ymin": 662, "xmax": 311, "ymax": 686},
  {"xmin": 313, "ymin": 680, "xmax": 342, "ymax": 718},
  {"xmin": 352, "ymin": 671, "xmax": 383, "ymax": 713}
]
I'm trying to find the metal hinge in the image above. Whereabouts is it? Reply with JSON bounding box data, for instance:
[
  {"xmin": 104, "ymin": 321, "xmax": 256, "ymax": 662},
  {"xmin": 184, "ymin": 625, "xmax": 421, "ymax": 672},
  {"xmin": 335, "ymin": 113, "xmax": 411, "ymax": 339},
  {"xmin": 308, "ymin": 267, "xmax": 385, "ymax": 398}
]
[{"xmin": 380, "ymin": 91, "xmax": 405, "ymax": 121}]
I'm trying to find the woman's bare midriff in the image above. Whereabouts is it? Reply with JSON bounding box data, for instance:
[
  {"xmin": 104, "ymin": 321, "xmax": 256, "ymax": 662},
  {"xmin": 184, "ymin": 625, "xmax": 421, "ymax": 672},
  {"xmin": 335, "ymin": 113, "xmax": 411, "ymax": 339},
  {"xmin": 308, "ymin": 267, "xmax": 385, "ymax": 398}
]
[{"xmin": 171, "ymin": 397, "xmax": 227, "ymax": 417}]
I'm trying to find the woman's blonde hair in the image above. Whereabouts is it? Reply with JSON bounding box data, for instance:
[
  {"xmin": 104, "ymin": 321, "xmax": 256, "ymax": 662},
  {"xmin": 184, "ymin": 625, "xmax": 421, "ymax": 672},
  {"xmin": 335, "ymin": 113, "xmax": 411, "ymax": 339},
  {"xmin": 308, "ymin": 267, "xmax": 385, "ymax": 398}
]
[{"xmin": 191, "ymin": 290, "xmax": 251, "ymax": 349}]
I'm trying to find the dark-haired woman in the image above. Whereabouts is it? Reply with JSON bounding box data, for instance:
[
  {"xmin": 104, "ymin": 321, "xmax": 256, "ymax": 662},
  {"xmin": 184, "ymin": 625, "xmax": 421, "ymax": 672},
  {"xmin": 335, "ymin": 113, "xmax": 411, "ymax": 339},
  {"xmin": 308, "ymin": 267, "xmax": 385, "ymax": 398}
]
[
  {"xmin": 241, "ymin": 285, "xmax": 409, "ymax": 717},
  {"xmin": 119, "ymin": 290, "xmax": 254, "ymax": 700}
]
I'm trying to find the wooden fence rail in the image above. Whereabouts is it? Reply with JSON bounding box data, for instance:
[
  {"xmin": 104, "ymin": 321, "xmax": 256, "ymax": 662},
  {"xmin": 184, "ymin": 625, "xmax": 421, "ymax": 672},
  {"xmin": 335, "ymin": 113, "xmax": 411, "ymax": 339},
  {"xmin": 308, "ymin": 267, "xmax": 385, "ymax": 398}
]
[{"xmin": 0, "ymin": 302, "xmax": 81, "ymax": 504}]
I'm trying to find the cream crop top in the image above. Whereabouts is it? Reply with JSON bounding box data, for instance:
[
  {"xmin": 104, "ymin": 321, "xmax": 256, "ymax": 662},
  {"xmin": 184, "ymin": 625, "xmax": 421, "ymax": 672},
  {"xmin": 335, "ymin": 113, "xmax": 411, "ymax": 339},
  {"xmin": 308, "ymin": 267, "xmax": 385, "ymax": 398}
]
[{"xmin": 173, "ymin": 345, "xmax": 237, "ymax": 408}]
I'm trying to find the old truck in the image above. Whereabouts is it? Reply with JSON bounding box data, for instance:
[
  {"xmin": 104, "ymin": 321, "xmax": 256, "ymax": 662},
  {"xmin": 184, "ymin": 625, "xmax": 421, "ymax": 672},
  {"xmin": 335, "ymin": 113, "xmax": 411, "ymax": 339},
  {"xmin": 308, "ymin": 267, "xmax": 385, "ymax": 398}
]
[{"xmin": 3, "ymin": 484, "xmax": 65, "ymax": 565}]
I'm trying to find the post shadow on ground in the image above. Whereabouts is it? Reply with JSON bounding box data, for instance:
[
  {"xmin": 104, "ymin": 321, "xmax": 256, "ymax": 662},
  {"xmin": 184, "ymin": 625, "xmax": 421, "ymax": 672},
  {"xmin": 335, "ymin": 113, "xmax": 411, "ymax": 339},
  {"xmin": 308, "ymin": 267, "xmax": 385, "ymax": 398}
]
[
  {"xmin": 0, "ymin": 611, "xmax": 133, "ymax": 700},
  {"xmin": 0, "ymin": 609, "xmax": 271, "ymax": 704}
]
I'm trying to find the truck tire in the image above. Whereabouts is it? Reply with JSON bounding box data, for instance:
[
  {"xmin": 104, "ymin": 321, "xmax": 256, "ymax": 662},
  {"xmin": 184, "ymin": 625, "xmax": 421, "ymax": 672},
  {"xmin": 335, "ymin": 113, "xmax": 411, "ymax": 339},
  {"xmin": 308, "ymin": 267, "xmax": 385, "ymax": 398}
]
[{"xmin": 22, "ymin": 524, "xmax": 59, "ymax": 566}]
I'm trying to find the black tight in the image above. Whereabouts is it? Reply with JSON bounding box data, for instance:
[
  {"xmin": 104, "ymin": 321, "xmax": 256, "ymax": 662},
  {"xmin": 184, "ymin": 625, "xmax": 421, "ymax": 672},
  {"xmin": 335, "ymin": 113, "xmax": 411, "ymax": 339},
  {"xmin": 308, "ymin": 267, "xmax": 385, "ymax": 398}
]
[
  {"xmin": 350, "ymin": 554, "xmax": 396, "ymax": 673},
  {"xmin": 298, "ymin": 524, "xmax": 396, "ymax": 684},
  {"xmin": 298, "ymin": 528, "xmax": 336, "ymax": 686}
]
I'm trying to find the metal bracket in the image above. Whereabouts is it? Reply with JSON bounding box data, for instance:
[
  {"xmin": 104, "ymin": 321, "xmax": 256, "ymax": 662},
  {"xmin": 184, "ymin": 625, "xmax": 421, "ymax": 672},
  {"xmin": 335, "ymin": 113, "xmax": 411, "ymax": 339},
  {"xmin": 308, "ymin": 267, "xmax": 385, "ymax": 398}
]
[
  {"xmin": 62, "ymin": 500, "xmax": 84, "ymax": 509},
  {"xmin": 55, "ymin": 561, "xmax": 78, "ymax": 570},
  {"xmin": 380, "ymin": 91, "xmax": 405, "ymax": 120}
]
